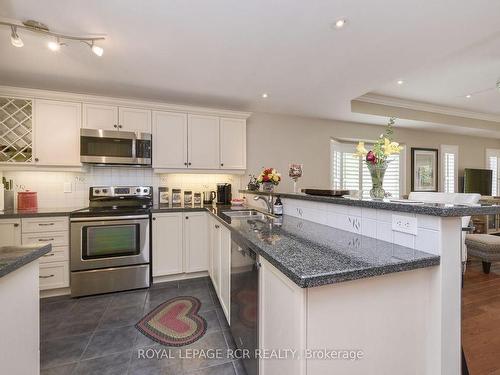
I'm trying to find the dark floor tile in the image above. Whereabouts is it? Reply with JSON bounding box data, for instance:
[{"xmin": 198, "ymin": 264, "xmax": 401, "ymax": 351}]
[
  {"xmin": 109, "ymin": 289, "xmax": 148, "ymax": 309},
  {"xmin": 97, "ymin": 305, "xmax": 145, "ymax": 330},
  {"xmin": 82, "ymin": 326, "xmax": 138, "ymax": 360},
  {"xmin": 180, "ymin": 331, "xmax": 231, "ymax": 372},
  {"xmin": 146, "ymin": 287, "xmax": 181, "ymax": 306},
  {"xmin": 216, "ymin": 308, "xmax": 229, "ymax": 329},
  {"xmin": 42, "ymin": 315, "xmax": 100, "ymax": 340},
  {"xmin": 223, "ymin": 329, "xmax": 236, "ymax": 350},
  {"xmin": 150, "ymin": 280, "xmax": 179, "ymax": 290},
  {"xmin": 186, "ymin": 362, "xmax": 236, "ymax": 375},
  {"xmin": 41, "ymin": 333, "xmax": 92, "ymax": 369},
  {"xmin": 178, "ymin": 277, "xmax": 210, "ymax": 288},
  {"xmin": 40, "ymin": 362, "xmax": 77, "ymax": 375},
  {"xmin": 40, "ymin": 295, "xmax": 73, "ymax": 305},
  {"xmin": 233, "ymin": 360, "xmax": 247, "ymax": 375},
  {"xmin": 74, "ymin": 350, "xmax": 132, "ymax": 375},
  {"xmin": 129, "ymin": 345, "xmax": 184, "ymax": 374},
  {"xmin": 199, "ymin": 309, "xmax": 221, "ymax": 334},
  {"xmin": 40, "ymin": 299, "xmax": 75, "ymax": 317}
]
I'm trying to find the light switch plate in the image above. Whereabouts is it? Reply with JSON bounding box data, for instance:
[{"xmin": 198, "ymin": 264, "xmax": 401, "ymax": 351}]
[
  {"xmin": 63, "ymin": 182, "xmax": 72, "ymax": 193},
  {"xmin": 392, "ymin": 215, "xmax": 417, "ymax": 235}
]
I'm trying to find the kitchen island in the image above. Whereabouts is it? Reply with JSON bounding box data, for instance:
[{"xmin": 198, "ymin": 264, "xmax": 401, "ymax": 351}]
[
  {"xmin": 0, "ymin": 244, "xmax": 52, "ymax": 375},
  {"xmin": 234, "ymin": 190, "xmax": 500, "ymax": 375}
]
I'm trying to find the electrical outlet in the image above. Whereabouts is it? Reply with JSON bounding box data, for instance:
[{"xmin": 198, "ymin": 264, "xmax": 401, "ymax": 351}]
[{"xmin": 392, "ymin": 215, "xmax": 417, "ymax": 235}]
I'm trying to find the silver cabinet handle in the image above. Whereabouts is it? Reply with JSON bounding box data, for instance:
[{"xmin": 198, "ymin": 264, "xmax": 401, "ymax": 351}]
[
  {"xmin": 215, "ymin": 224, "xmax": 220, "ymax": 229},
  {"xmin": 39, "ymin": 274, "xmax": 54, "ymax": 279},
  {"xmin": 38, "ymin": 238, "xmax": 55, "ymax": 242},
  {"xmin": 13, "ymin": 223, "xmax": 19, "ymax": 227},
  {"xmin": 43, "ymin": 253, "xmax": 55, "ymax": 257},
  {"xmin": 38, "ymin": 223, "xmax": 55, "ymax": 226}
]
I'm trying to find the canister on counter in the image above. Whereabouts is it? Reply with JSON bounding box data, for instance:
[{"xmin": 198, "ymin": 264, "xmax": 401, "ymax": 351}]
[
  {"xmin": 172, "ymin": 189, "xmax": 182, "ymax": 205},
  {"xmin": 184, "ymin": 190, "xmax": 193, "ymax": 206},
  {"xmin": 158, "ymin": 187, "xmax": 169, "ymax": 205}
]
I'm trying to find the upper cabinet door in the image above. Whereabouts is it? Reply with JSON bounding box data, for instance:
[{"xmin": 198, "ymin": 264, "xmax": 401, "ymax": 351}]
[
  {"xmin": 220, "ymin": 118, "xmax": 246, "ymax": 169},
  {"xmin": 34, "ymin": 99, "xmax": 81, "ymax": 166},
  {"xmin": 119, "ymin": 107, "xmax": 152, "ymax": 133},
  {"xmin": 83, "ymin": 103, "xmax": 118, "ymax": 130},
  {"xmin": 188, "ymin": 114, "xmax": 220, "ymax": 169},
  {"xmin": 152, "ymin": 111, "xmax": 188, "ymax": 169}
]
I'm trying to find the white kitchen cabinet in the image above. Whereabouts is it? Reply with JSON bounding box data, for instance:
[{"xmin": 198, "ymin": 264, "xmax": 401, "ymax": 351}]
[
  {"xmin": 83, "ymin": 103, "xmax": 118, "ymax": 130},
  {"xmin": 260, "ymin": 258, "xmax": 306, "ymax": 375},
  {"xmin": 0, "ymin": 219, "xmax": 21, "ymax": 246},
  {"xmin": 220, "ymin": 225, "xmax": 231, "ymax": 320},
  {"xmin": 34, "ymin": 99, "xmax": 81, "ymax": 167},
  {"xmin": 211, "ymin": 218, "xmax": 222, "ymax": 294},
  {"xmin": 152, "ymin": 212, "xmax": 183, "ymax": 276},
  {"xmin": 118, "ymin": 107, "xmax": 152, "ymax": 133},
  {"xmin": 152, "ymin": 111, "xmax": 188, "ymax": 168},
  {"xmin": 83, "ymin": 104, "xmax": 151, "ymax": 133},
  {"xmin": 188, "ymin": 114, "xmax": 220, "ymax": 169},
  {"xmin": 183, "ymin": 212, "xmax": 208, "ymax": 272},
  {"xmin": 220, "ymin": 117, "xmax": 246, "ymax": 170}
]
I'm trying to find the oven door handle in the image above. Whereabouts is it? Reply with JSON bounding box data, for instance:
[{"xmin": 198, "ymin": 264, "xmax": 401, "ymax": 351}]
[{"xmin": 70, "ymin": 215, "xmax": 150, "ymax": 222}]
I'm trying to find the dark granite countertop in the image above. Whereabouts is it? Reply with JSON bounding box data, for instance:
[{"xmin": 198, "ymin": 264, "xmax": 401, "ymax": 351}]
[
  {"xmin": 209, "ymin": 206, "xmax": 440, "ymax": 288},
  {"xmin": 240, "ymin": 190, "xmax": 500, "ymax": 217},
  {"xmin": 0, "ymin": 206, "xmax": 84, "ymax": 219},
  {"xmin": 0, "ymin": 244, "xmax": 52, "ymax": 278}
]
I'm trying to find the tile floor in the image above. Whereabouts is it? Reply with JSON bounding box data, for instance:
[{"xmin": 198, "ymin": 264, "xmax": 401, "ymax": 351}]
[{"xmin": 40, "ymin": 277, "xmax": 245, "ymax": 375}]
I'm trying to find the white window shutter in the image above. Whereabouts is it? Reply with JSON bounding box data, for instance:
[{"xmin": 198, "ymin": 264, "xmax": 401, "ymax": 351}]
[
  {"xmin": 487, "ymin": 150, "xmax": 499, "ymax": 196},
  {"xmin": 441, "ymin": 145, "xmax": 458, "ymax": 193}
]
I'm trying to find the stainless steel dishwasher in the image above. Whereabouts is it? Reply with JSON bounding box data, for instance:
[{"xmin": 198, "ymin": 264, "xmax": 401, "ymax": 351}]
[{"xmin": 231, "ymin": 240, "xmax": 259, "ymax": 375}]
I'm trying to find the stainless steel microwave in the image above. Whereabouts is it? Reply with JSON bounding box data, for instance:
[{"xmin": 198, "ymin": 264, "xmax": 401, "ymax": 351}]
[{"xmin": 80, "ymin": 129, "xmax": 152, "ymax": 166}]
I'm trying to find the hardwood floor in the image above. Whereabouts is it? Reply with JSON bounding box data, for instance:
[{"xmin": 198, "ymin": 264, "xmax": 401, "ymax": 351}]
[{"xmin": 463, "ymin": 258, "xmax": 500, "ymax": 374}]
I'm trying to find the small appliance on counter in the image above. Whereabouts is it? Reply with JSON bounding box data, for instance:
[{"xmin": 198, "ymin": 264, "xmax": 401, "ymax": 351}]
[
  {"xmin": 70, "ymin": 186, "xmax": 152, "ymax": 297},
  {"xmin": 203, "ymin": 190, "xmax": 216, "ymax": 204},
  {"xmin": 17, "ymin": 191, "xmax": 38, "ymax": 211},
  {"xmin": 216, "ymin": 183, "xmax": 232, "ymax": 205}
]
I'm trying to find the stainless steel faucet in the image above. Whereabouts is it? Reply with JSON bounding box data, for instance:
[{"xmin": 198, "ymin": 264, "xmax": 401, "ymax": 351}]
[{"xmin": 253, "ymin": 195, "xmax": 273, "ymax": 214}]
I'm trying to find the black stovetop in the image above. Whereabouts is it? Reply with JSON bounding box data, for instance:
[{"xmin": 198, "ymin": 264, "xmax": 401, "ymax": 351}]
[{"xmin": 70, "ymin": 206, "xmax": 152, "ymax": 218}]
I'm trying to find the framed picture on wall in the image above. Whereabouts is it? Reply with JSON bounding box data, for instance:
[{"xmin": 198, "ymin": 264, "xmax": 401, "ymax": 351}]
[{"xmin": 411, "ymin": 148, "xmax": 439, "ymax": 192}]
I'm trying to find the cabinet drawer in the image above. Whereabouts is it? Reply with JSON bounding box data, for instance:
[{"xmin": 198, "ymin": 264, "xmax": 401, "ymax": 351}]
[
  {"xmin": 22, "ymin": 217, "xmax": 69, "ymax": 233},
  {"xmin": 39, "ymin": 262, "xmax": 69, "ymax": 290},
  {"xmin": 22, "ymin": 231, "xmax": 69, "ymax": 247},
  {"xmin": 39, "ymin": 246, "xmax": 69, "ymax": 264}
]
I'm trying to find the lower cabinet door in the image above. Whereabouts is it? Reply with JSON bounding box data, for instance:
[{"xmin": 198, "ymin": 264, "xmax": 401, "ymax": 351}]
[
  {"xmin": 220, "ymin": 226, "xmax": 231, "ymax": 321},
  {"xmin": 152, "ymin": 213, "xmax": 183, "ymax": 276},
  {"xmin": 184, "ymin": 212, "xmax": 208, "ymax": 272}
]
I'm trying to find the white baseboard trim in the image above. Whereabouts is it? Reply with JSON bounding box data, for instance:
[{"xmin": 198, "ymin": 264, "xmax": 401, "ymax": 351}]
[
  {"xmin": 40, "ymin": 287, "xmax": 71, "ymax": 299},
  {"xmin": 153, "ymin": 271, "xmax": 209, "ymax": 284}
]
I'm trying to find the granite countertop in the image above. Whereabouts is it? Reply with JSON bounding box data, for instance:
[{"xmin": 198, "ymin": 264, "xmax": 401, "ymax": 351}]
[
  {"xmin": 210, "ymin": 207, "xmax": 440, "ymax": 288},
  {"xmin": 0, "ymin": 244, "xmax": 52, "ymax": 278},
  {"xmin": 240, "ymin": 190, "xmax": 500, "ymax": 217},
  {"xmin": 0, "ymin": 206, "xmax": 85, "ymax": 219}
]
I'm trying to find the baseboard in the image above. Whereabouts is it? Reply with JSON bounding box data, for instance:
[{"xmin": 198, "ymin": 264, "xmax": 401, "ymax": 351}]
[
  {"xmin": 40, "ymin": 287, "xmax": 71, "ymax": 299},
  {"xmin": 153, "ymin": 271, "xmax": 209, "ymax": 284}
]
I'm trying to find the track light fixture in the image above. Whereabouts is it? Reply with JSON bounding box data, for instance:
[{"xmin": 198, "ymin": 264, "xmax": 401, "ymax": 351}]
[{"xmin": 1, "ymin": 19, "xmax": 105, "ymax": 56}]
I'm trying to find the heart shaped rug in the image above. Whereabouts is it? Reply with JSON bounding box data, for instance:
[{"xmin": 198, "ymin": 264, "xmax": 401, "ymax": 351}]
[{"xmin": 136, "ymin": 296, "xmax": 207, "ymax": 346}]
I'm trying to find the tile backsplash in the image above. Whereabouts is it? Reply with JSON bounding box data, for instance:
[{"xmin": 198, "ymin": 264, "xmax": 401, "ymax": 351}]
[{"xmin": 2, "ymin": 167, "xmax": 241, "ymax": 209}]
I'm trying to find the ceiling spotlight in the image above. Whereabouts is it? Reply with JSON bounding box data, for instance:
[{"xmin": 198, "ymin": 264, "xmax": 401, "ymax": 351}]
[
  {"xmin": 261, "ymin": 93, "xmax": 269, "ymax": 99},
  {"xmin": 47, "ymin": 39, "xmax": 61, "ymax": 52},
  {"xmin": 333, "ymin": 19, "xmax": 347, "ymax": 29},
  {"xmin": 91, "ymin": 43, "xmax": 103, "ymax": 57},
  {"xmin": 397, "ymin": 80, "xmax": 405, "ymax": 85},
  {"xmin": 465, "ymin": 94, "xmax": 472, "ymax": 99},
  {"xmin": 10, "ymin": 26, "xmax": 23, "ymax": 47}
]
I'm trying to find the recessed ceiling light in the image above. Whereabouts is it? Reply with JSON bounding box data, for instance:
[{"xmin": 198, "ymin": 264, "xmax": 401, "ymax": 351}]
[
  {"xmin": 261, "ymin": 93, "xmax": 269, "ymax": 99},
  {"xmin": 465, "ymin": 94, "xmax": 472, "ymax": 98},
  {"xmin": 47, "ymin": 40, "xmax": 61, "ymax": 51},
  {"xmin": 397, "ymin": 80, "xmax": 405, "ymax": 85},
  {"xmin": 10, "ymin": 26, "xmax": 23, "ymax": 48},
  {"xmin": 333, "ymin": 19, "xmax": 347, "ymax": 29}
]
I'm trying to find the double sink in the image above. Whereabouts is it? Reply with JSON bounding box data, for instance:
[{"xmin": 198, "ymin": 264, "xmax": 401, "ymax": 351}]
[{"xmin": 222, "ymin": 209, "xmax": 276, "ymax": 221}]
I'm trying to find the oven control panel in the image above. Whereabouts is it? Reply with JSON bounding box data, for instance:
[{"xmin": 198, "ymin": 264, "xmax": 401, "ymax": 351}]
[{"xmin": 91, "ymin": 186, "xmax": 151, "ymax": 197}]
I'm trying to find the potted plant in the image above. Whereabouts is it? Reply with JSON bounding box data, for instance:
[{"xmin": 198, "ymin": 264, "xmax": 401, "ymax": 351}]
[
  {"xmin": 355, "ymin": 117, "xmax": 402, "ymax": 199},
  {"xmin": 257, "ymin": 168, "xmax": 281, "ymax": 192}
]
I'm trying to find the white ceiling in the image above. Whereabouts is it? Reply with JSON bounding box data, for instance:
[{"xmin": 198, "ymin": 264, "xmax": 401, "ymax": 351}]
[{"xmin": 1, "ymin": 0, "xmax": 500, "ymax": 133}]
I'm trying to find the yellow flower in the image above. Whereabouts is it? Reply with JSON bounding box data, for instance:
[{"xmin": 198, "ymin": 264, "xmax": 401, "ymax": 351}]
[
  {"xmin": 272, "ymin": 175, "xmax": 279, "ymax": 182},
  {"xmin": 354, "ymin": 142, "xmax": 368, "ymax": 157},
  {"xmin": 382, "ymin": 138, "xmax": 402, "ymax": 155}
]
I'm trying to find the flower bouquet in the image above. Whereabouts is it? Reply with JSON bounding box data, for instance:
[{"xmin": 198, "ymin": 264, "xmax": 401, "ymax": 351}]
[
  {"xmin": 257, "ymin": 168, "xmax": 281, "ymax": 192},
  {"xmin": 355, "ymin": 117, "xmax": 402, "ymax": 199}
]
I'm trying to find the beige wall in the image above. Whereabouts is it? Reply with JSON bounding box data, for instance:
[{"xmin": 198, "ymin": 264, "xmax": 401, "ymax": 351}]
[{"xmin": 245, "ymin": 112, "xmax": 500, "ymax": 195}]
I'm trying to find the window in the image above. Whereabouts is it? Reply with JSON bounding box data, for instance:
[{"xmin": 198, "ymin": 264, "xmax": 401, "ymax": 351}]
[
  {"xmin": 330, "ymin": 141, "xmax": 404, "ymax": 198},
  {"xmin": 441, "ymin": 145, "xmax": 458, "ymax": 193},
  {"xmin": 486, "ymin": 149, "xmax": 500, "ymax": 196}
]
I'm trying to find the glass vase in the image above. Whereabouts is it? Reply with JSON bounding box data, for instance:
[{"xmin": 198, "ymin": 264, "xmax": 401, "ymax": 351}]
[
  {"xmin": 262, "ymin": 182, "xmax": 275, "ymax": 193},
  {"xmin": 366, "ymin": 162, "xmax": 387, "ymax": 199}
]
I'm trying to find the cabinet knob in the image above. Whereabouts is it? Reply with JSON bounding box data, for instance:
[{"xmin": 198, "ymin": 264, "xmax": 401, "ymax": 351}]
[
  {"xmin": 184, "ymin": 162, "xmax": 188, "ymax": 166},
  {"xmin": 152, "ymin": 217, "xmax": 156, "ymax": 221},
  {"xmin": 215, "ymin": 224, "xmax": 220, "ymax": 229},
  {"xmin": 13, "ymin": 223, "xmax": 19, "ymax": 227},
  {"xmin": 220, "ymin": 163, "xmax": 224, "ymax": 167},
  {"xmin": 114, "ymin": 124, "xmax": 118, "ymax": 128},
  {"xmin": 34, "ymin": 158, "xmax": 39, "ymax": 162},
  {"xmin": 188, "ymin": 162, "xmax": 192, "ymax": 166},
  {"xmin": 118, "ymin": 125, "xmax": 123, "ymax": 129},
  {"xmin": 185, "ymin": 216, "xmax": 189, "ymax": 220}
]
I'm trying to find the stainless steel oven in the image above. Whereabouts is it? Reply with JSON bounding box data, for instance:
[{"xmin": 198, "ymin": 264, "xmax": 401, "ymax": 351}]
[
  {"xmin": 80, "ymin": 128, "xmax": 152, "ymax": 166},
  {"xmin": 70, "ymin": 214, "xmax": 150, "ymax": 297}
]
